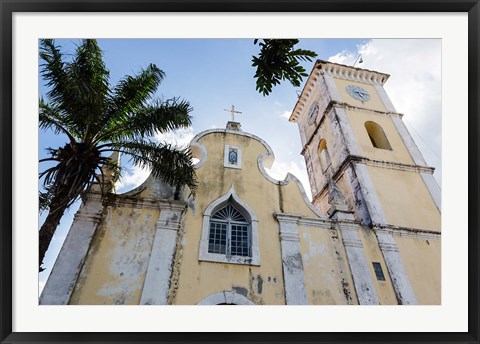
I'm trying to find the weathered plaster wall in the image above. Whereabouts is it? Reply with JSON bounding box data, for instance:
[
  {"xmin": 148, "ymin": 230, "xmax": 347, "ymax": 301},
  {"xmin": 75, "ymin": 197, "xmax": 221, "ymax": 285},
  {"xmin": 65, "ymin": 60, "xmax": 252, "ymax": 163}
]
[
  {"xmin": 173, "ymin": 132, "xmax": 285, "ymax": 305},
  {"xmin": 357, "ymin": 227, "xmax": 398, "ymax": 305},
  {"xmin": 172, "ymin": 130, "xmax": 325, "ymax": 305},
  {"xmin": 345, "ymin": 109, "xmax": 414, "ymax": 165},
  {"xmin": 395, "ymin": 236, "xmax": 441, "ymax": 304},
  {"xmin": 69, "ymin": 205, "xmax": 159, "ymax": 305},
  {"xmin": 299, "ymin": 226, "xmax": 357, "ymax": 304},
  {"xmin": 367, "ymin": 166, "xmax": 440, "ymax": 230}
]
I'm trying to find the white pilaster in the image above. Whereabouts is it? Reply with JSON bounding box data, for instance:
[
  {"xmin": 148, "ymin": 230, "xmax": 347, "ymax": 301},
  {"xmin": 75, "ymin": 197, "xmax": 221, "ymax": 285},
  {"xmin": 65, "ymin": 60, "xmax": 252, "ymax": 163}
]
[
  {"xmin": 322, "ymin": 74, "xmax": 342, "ymax": 102},
  {"xmin": 337, "ymin": 221, "xmax": 379, "ymax": 305},
  {"xmin": 140, "ymin": 203, "xmax": 185, "ymax": 305},
  {"xmin": 353, "ymin": 164, "xmax": 417, "ymax": 305},
  {"xmin": 40, "ymin": 194, "xmax": 103, "ymax": 305},
  {"xmin": 275, "ymin": 214, "xmax": 308, "ymax": 305},
  {"xmin": 354, "ymin": 164, "xmax": 387, "ymax": 225},
  {"xmin": 376, "ymin": 230, "xmax": 417, "ymax": 305},
  {"xmin": 374, "ymin": 84, "xmax": 397, "ymax": 112},
  {"xmin": 327, "ymin": 107, "xmax": 361, "ymax": 161}
]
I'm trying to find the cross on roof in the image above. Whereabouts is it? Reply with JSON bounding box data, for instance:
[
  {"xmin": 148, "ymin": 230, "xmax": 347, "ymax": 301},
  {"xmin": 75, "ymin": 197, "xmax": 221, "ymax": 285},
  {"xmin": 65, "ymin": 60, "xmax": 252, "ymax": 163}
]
[{"xmin": 224, "ymin": 105, "xmax": 242, "ymax": 122}]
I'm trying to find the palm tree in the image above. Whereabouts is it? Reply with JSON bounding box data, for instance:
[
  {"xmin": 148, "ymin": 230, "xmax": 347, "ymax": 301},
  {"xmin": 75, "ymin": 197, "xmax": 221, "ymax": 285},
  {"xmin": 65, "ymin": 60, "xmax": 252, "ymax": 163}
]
[{"xmin": 38, "ymin": 39, "xmax": 197, "ymax": 271}]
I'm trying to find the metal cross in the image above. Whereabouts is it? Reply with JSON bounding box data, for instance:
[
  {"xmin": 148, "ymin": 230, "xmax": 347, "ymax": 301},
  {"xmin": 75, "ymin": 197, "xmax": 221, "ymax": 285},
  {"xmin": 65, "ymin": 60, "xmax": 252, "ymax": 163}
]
[{"xmin": 224, "ymin": 105, "xmax": 242, "ymax": 122}]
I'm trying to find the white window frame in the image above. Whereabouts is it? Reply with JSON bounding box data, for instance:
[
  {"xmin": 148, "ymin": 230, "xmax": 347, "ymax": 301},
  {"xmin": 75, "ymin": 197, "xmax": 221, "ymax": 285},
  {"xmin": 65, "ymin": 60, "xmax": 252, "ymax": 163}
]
[{"xmin": 199, "ymin": 185, "xmax": 260, "ymax": 266}]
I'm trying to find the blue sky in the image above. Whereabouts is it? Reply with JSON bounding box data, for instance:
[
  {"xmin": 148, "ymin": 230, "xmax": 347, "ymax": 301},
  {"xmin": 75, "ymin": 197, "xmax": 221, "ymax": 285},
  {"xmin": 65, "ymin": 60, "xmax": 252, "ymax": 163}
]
[{"xmin": 39, "ymin": 38, "xmax": 441, "ymax": 293}]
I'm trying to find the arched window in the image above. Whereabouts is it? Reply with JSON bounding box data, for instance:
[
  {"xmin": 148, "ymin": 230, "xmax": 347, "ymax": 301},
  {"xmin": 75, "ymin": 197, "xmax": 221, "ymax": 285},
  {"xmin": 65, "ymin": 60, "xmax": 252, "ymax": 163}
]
[
  {"xmin": 208, "ymin": 202, "xmax": 251, "ymax": 257},
  {"xmin": 199, "ymin": 186, "xmax": 260, "ymax": 265},
  {"xmin": 364, "ymin": 121, "xmax": 392, "ymax": 150},
  {"xmin": 318, "ymin": 139, "xmax": 332, "ymax": 174}
]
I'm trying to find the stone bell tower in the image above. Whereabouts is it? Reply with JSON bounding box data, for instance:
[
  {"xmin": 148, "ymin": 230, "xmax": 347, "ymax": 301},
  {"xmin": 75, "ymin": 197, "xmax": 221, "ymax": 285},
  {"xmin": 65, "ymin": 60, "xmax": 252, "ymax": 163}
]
[{"xmin": 289, "ymin": 60, "xmax": 441, "ymax": 305}]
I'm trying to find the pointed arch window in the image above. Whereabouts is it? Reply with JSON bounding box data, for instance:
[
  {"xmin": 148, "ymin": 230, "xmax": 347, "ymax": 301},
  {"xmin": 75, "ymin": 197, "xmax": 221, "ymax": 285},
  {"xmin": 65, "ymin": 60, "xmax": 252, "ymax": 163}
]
[
  {"xmin": 209, "ymin": 203, "xmax": 251, "ymax": 257},
  {"xmin": 199, "ymin": 186, "xmax": 260, "ymax": 266},
  {"xmin": 364, "ymin": 121, "xmax": 392, "ymax": 150}
]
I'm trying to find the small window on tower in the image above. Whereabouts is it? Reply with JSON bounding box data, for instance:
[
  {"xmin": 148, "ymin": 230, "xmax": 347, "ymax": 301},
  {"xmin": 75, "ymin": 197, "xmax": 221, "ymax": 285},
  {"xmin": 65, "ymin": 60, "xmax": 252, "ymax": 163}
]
[
  {"xmin": 372, "ymin": 262, "xmax": 386, "ymax": 281},
  {"xmin": 364, "ymin": 121, "xmax": 393, "ymax": 150},
  {"xmin": 318, "ymin": 139, "xmax": 332, "ymax": 174}
]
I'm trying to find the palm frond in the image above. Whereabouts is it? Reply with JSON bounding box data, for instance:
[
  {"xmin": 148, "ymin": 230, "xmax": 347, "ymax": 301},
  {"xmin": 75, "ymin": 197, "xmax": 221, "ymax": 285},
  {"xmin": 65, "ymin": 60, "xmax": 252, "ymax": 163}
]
[
  {"xmin": 104, "ymin": 64, "xmax": 165, "ymax": 126},
  {"xmin": 39, "ymin": 99, "xmax": 79, "ymax": 142},
  {"xmin": 95, "ymin": 97, "xmax": 192, "ymax": 143},
  {"xmin": 68, "ymin": 39, "xmax": 110, "ymax": 140},
  {"xmin": 103, "ymin": 140, "xmax": 197, "ymax": 195}
]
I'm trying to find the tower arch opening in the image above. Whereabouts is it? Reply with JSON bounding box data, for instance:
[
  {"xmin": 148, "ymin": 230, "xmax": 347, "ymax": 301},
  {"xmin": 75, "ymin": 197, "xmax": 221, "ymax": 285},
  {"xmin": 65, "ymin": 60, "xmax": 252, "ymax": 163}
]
[
  {"xmin": 364, "ymin": 121, "xmax": 392, "ymax": 150},
  {"xmin": 318, "ymin": 138, "xmax": 332, "ymax": 174}
]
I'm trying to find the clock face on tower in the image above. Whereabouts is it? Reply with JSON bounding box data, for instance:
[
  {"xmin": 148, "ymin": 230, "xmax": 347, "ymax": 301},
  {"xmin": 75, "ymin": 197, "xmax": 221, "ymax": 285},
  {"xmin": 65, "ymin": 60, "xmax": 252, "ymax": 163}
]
[{"xmin": 346, "ymin": 85, "xmax": 370, "ymax": 102}]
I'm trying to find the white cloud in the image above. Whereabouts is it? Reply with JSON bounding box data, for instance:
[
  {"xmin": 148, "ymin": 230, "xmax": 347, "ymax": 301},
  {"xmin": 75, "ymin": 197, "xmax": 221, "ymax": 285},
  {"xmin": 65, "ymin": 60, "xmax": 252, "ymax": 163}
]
[
  {"xmin": 279, "ymin": 110, "xmax": 291, "ymax": 119},
  {"xmin": 328, "ymin": 50, "xmax": 357, "ymax": 65},
  {"xmin": 154, "ymin": 127, "xmax": 195, "ymax": 149},
  {"xmin": 116, "ymin": 164, "xmax": 151, "ymax": 193},
  {"xmin": 265, "ymin": 159, "xmax": 312, "ymax": 200},
  {"xmin": 329, "ymin": 39, "xmax": 442, "ymax": 184}
]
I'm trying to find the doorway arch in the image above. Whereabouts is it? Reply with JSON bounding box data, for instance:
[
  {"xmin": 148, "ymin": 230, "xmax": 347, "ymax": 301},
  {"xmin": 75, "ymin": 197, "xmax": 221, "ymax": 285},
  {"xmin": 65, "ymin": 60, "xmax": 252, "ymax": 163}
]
[{"xmin": 196, "ymin": 290, "xmax": 255, "ymax": 305}]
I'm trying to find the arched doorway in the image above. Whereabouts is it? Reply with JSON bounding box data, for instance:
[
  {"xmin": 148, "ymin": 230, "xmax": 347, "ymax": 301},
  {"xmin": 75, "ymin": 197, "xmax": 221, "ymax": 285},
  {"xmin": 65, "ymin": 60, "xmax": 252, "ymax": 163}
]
[{"xmin": 196, "ymin": 290, "xmax": 255, "ymax": 305}]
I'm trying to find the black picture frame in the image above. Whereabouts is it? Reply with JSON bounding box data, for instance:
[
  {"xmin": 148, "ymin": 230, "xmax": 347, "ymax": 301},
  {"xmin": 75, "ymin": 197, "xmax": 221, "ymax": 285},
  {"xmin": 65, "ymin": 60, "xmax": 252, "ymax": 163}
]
[{"xmin": 1, "ymin": 1, "xmax": 478, "ymax": 343}]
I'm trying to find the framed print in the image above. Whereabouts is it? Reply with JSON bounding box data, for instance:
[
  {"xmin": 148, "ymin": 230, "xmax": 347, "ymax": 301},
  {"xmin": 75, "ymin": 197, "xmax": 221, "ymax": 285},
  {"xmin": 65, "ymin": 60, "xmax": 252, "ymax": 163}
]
[{"xmin": 1, "ymin": 1, "xmax": 479, "ymax": 343}]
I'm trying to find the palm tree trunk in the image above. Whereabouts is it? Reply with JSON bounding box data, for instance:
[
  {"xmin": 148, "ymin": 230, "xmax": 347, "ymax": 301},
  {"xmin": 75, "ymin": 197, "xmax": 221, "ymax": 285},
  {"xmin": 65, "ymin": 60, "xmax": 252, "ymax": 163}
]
[{"xmin": 39, "ymin": 195, "xmax": 68, "ymax": 271}]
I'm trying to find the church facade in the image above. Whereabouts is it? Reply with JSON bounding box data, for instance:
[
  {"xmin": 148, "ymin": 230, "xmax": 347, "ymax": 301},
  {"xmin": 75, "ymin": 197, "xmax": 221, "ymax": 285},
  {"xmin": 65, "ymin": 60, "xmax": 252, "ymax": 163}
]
[{"xmin": 40, "ymin": 60, "xmax": 441, "ymax": 305}]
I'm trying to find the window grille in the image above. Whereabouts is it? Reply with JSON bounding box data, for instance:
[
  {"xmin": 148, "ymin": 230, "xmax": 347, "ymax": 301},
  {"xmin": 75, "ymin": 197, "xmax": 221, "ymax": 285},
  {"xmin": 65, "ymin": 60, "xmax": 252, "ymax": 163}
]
[{"xmin": 208, "ymin": 203, "xmax": 251, "ymax": 257}]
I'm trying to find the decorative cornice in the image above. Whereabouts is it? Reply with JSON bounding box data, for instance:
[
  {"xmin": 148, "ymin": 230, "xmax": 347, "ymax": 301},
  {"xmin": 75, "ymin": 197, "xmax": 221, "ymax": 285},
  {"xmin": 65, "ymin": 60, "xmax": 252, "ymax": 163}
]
[
  {"xmin": 73, "ymin": 212, "xmax": 103, "ymax": 224},
  {"xmin": 189, "ymin": 128, "xmax": 274, "ymax": 159},
  {"xmin": 318, "ymin": 60, "xmax": 389, "ymax": 85},
  {"xmin": 274, "ymin": 212, "xmax": 331, "ymax": 229},
  {"xmin": 104, "ymin": 194, "xmax": 186, "ymax": 211},
  {"xmin": 300, "ymin": 100, "xmax": 404, "ymax": 155},
  {"xmin": 290, "ymin": 59, "xmax": 390, "ymax": 122},
  {"xmin": 374, "ymin": 225, "xmax": 441, "ymax": 240},
  {"xmin": 313, "ymin": 154, "xmax": 435, "ymax": 204}
]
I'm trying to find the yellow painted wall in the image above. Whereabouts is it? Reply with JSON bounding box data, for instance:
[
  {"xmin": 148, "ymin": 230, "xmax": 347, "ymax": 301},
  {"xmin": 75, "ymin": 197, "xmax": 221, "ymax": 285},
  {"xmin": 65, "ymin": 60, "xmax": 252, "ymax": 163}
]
[
  {"xmin": 69, "ymin": 206, "xmax": 159, "ymax": 305},
  {"xmin": 395, "ymin": 237, "xmax": 441, "ymax": 304},
  {"xmin": 367, "ymin": 166, "xmax": 440, "ymax": 230},
  {"xmin": 333, "ymin": 78, "xmax": 388, "ymax": 113},
  {"xmin": 300, "ymin": 226, "xmax": 357, "ymax": 304},
  {"xmin": 173, "ymin": 130, "xmax": 350, "ymax": 305},
  {"xmin": 173, "ymin": 131, "xmax": 287, "ymax": 304},
  {"xmin": 345, "ymin": 109, "xmax": 414, "ymax": 165}
]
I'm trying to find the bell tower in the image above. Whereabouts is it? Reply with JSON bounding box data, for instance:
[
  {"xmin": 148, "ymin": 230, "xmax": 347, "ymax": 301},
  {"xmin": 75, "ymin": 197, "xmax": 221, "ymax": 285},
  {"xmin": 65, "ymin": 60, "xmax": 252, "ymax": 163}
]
[{"xmin": 289, "ymin": 60, "xmax": 441, "ymax": 305}]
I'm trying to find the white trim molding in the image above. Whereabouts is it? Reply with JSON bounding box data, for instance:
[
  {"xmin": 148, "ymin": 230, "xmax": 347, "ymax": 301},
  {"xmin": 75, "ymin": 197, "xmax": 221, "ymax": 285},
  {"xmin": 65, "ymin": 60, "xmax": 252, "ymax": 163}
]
[
  {"xmin": 375, "ymin": 229, "xmax": 417, "ymax": 305},
  {"xmin": 274, "ymin": 213, "xmax": 308, "ymax": 305},
  {"xmin": 189, "ymin": 141, "xmax": 208, "ymax": 169},
  {"xmin": 40, "ymin": 194, "xmax": 104, "ymax": 305},
  {"xmin": 223, "ymin": 144, "xmax": 242, "ymax": 169},
  {"xmin": 199, "ymin": 185, "xmax": 260, "ymax": 266},
  {"xmin": 140, "ymin": 203, "xmax": 186, "ymax": 305},
  {"xmin": 197, "ymin": 290, "xmax": 255, "ymax": 305},
  {"xmin": 335, "ymin": 220, "xmax": 379, "ymax": 305}
]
